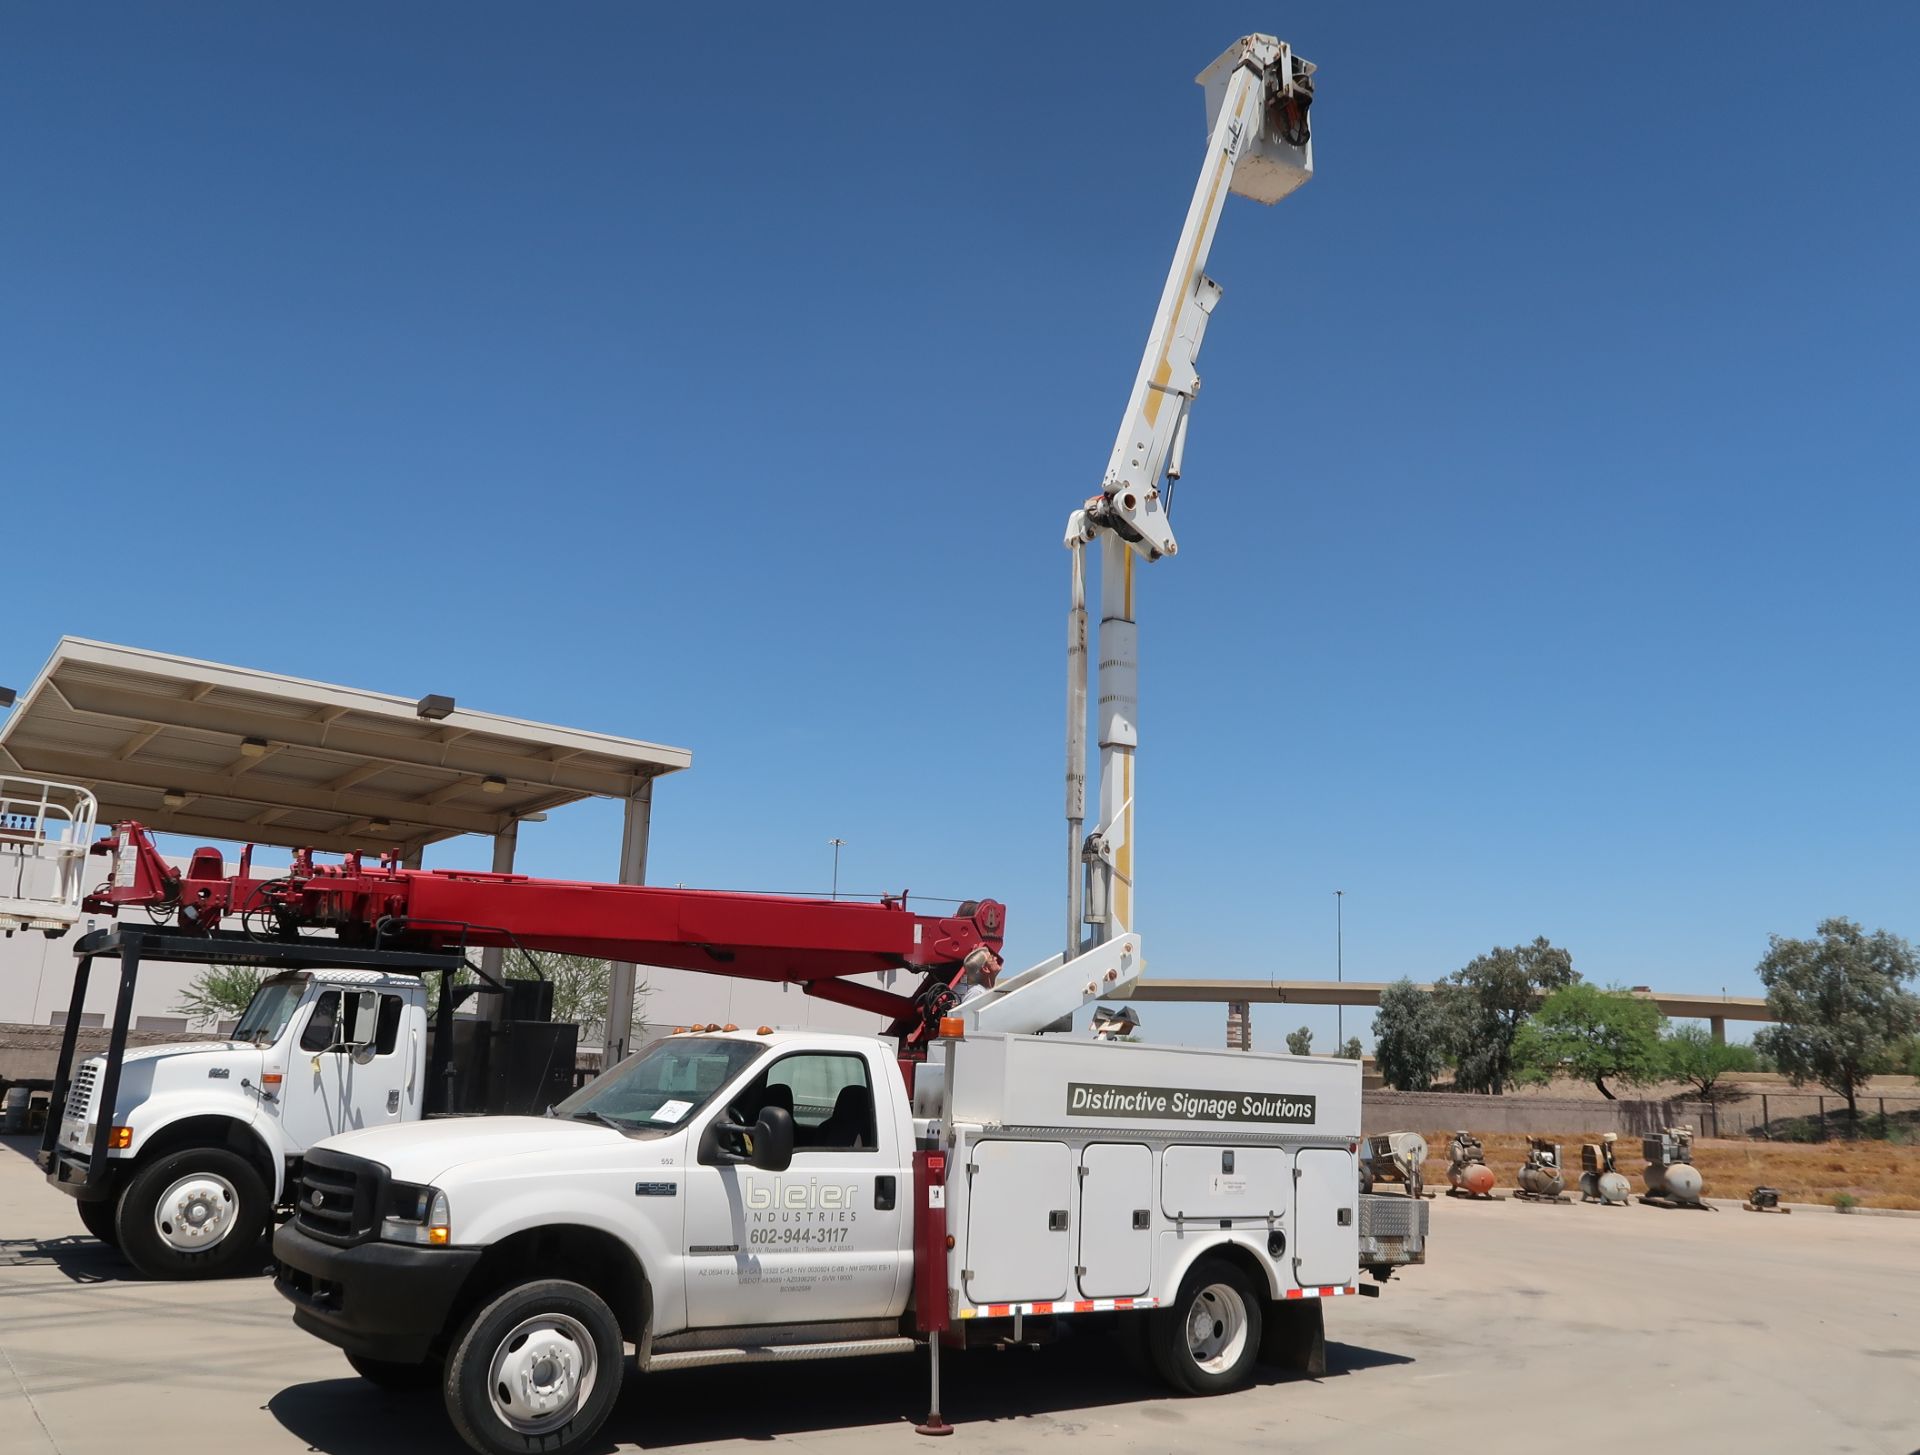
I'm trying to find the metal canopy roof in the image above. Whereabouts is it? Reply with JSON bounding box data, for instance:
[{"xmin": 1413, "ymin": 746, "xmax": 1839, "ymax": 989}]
[{"xmin": 0, "ymin": 638, "xmax": 691, "ymax": 860}]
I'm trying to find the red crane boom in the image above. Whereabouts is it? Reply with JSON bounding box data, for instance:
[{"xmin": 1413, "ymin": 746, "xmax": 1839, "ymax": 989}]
[{"xmin": 86, "ymin": 823, "xmax": 1005, "ymax": 1047}]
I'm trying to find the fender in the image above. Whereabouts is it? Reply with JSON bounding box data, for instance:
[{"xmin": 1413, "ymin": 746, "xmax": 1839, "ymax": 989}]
[
  {"xmin": 120, "ymin": 1092, "xmax": 292, "ymax": 1201},
  {"xmin": 441, "ymin": 1166, "xmax": 685, "ymax": 1334},
  {"xmin": 1159, "ymin": 1228, "xmax": 1290, "ymax": 1302}
]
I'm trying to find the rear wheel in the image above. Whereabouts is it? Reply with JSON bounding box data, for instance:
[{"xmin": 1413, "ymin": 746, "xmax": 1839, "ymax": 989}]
[
  {"xmin": 115, "ymin": 1146, "xmax": 269, "ymax": 1280},
  {"xmin": 1148, "ymin": 1257, "xmax": 1264, "ymax": 1396},
  {"xmin": 76, "ymin": 1196, "xmax": 121, "ymax": 1247},
  {"xmin": 444, "ymin": 1278, "xmax": 624, "ymax": 1455}
]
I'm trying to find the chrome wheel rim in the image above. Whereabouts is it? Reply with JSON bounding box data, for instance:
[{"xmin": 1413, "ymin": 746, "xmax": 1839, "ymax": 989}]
[
  {"xmin": 153, "ymin": 1171, "xmax": 239, "ymax": 1251},
  {"xmin": 487, "ymin": 1312, "xmax": 598, "ymax": 1436},
  {"xmin": 1185, "ymin": 1281, "xmax": 1249, "ymax": 1373}
]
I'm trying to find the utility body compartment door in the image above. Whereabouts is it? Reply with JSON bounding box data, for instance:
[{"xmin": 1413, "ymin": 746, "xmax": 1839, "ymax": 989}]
[
  {"xmin": 1292, "ymin": 1147, "xmax": 1358, "ymax": 1288},
  {"xmin": 1160, "ymin": 1145, "xmax": 1288, "ymax": 1221},
  {"xmin": 1077, "ymin": 1142, "xmax": 1152, "ymax": 1297},
  {"xmin": 964, "ymin": 1140, "xmax": 1071, "ymax": 1305}
]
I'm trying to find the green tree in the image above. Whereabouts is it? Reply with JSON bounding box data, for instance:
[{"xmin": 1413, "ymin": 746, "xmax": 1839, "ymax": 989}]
[
  {"xmin": 174, "ymin": 964, "xmax": 270, "ymax": 1030},
  {"xmin": 1435, "ymin": 936, "xmax": 1580, "ymax": 1094},
  {"xmin": 1338, "ymin": 1035, "xmax": 1363, "ymax": 1061},
  {"xmin": 1285, "ymin": 1025, "xmax": 1313, "ymax": 1056},
  {"xmin": 1753, "ymin": 918, "xmax": 1920, "ymax": 1130},
  {"xmin": 1513, "ymin": 984, "xmax": 1665, "ymax": 1099},
  {"xmin": 1661, "ymin": 1024, "xmax": 1757, "ymax": 1099},
  {"xmin": 1371, "ymin": 977, "xmax": 1448, "ymax": 1091}
]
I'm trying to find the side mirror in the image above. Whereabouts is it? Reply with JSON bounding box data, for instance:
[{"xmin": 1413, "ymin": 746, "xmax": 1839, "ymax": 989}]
[
  {"xmin": 698, "ymin": 1104, "xmax": 796, "ymax": 1172},
  {"xmin": 343, "ymin": 991, "xmax": 380, "ymax": 1050},
  {"xmin": 750, "ymin": 1106, "xmax": 794, "ymax": 1173}
]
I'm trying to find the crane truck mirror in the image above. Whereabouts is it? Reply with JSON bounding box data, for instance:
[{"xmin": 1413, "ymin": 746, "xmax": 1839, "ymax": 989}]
[{"xmin": 342, "ymin": 991, "xmax": 381, "ymax": 1052}]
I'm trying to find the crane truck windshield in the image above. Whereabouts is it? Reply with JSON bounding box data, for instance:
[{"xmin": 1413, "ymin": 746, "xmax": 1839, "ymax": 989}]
[
  {"xmin": 554, "ymin": 1036, "xmax": 763, "ymax": 1133},
  {"xmin": 231, "ymin": 978, "xmax": 304, "ymax": 1045}
]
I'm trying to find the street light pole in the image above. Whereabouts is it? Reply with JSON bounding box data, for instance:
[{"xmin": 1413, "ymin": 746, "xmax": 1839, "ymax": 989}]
[
  {"xmin": 829, "ymin": 838, "xmax": 846, "ymax": 899},
  {"xmin": 1335, "ymin": 890, "xmax": 1344, "ymax": 1048}
]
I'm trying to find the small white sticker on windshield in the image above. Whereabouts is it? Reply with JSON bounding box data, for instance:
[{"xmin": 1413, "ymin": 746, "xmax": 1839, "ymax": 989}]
[{"xmin": 653, "ymin": 1099, "xmax": 693, "ymax": 1124}]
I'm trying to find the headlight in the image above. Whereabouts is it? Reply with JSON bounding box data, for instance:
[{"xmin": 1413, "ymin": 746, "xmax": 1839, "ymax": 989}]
[{"xmin": 380, "ymin": 1184, "xmax": 451, "ymax": 1246}]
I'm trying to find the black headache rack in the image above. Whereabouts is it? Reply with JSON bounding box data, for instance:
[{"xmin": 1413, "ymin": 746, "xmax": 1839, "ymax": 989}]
[{"xmin": 36, "ymin": 924, "xmax": 577, "ymax": 1192}]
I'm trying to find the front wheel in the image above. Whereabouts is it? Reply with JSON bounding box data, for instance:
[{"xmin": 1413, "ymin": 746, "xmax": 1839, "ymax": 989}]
[
  {"xmin": 114, "ymin": 1146, "xmax": 269, "ymax": 1280},
  {"xmin": 76, "ymin": 1196, "xmax": 121, "ymax": 1247},
  {"xmin": 1148, "ymin": 1257, "xmax": 1265, "ymax": 1396},
  {"xmin": 444, "ymin": 1279, "xmax": 624, "ymax": 1455}
]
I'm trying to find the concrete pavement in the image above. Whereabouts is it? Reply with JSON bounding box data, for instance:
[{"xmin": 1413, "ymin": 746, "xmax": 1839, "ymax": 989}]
[{"xmin": 1, "ymin": 1134, "xmax": 1915, "ymax": 1454}]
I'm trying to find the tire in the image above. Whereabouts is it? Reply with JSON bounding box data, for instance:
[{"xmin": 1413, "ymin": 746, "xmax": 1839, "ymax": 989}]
[
  {"xmin": 1148, "ymin": 1257, "xmax": 1265, "ymax": 1396},
  {"xmin": 77, "ymin": 1196, "xmax": 121, "ymax": 1247},
  {"xmin": 443, "ymin": 1279, "xmax": 624, "ymax": 1455},
  {"xmin": 114, "ymin": 1146, "xmax": 269, "ymax": 1280},
  {"xmin": 348, "ymin": 1352, "xmax": 442, "ymax": 1391}
]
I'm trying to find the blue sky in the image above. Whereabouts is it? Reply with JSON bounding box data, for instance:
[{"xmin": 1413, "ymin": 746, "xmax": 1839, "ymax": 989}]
[{"xmin": 4, "ymin": 6, "xmax": 1915, "ymax": 1049}]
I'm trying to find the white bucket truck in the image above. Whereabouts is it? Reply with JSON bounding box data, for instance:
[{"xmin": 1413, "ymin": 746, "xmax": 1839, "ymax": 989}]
[{"xmin": 271, "ymin": 1021, "xmax": 1424, "ymax": 1455}]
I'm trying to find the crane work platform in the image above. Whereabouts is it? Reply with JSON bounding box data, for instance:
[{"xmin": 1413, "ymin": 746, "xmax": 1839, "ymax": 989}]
[{"xmin": 0, "ymin": 775, "xmax": 97, "ymax": 934}]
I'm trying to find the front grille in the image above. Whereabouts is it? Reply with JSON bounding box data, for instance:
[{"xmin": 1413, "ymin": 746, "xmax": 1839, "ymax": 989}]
[
  {"xmin": 65, "ymin": 1063, "xmax": 98, "ymax": 1123},
  {"xmin": 294, "ymin": 1148, "xmax": 386, "ymax": 1246}
]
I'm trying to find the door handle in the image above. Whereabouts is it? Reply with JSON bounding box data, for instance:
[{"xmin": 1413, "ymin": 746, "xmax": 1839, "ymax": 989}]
[{"xmin": 874, "ymin": 1175, "xmax": 897, "ymax": 1211}]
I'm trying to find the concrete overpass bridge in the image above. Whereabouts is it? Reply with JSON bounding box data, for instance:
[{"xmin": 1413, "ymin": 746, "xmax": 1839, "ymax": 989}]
[{"xmin": 1129, "ymin": 979, "xmax": 1769, "ymax": 1042}]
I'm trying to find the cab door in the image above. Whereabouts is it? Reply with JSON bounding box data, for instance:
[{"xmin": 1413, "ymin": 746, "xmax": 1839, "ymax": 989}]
[
  {"xmin": 682, "ymin": 1046, "xmax": 908, "ymax": 1328},
  {"xmin": 274, "ymin": 986, "xmax": 411, "ymax": 1152}
]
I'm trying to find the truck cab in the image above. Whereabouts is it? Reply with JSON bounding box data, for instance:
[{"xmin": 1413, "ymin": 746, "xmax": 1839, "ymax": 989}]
[{"xmin": 48, "ymin": 968, "xmax": 431, "ymax": 1278}]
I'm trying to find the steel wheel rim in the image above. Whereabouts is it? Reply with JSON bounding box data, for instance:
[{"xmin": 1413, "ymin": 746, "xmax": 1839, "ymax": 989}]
[
  {"xmin": 1184, "ymin": 1281, "xmax": 1248, "ymax": 1373},
  {"xmin": 153, "ymin": 1171, "xmax": 239, "ymax": 1251},
  {"xmin": 487, "ymin": 1312, "xmax": 598, "ymax": 1436}
]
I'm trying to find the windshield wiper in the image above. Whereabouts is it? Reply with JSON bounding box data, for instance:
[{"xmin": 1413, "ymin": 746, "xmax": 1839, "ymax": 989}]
[{"xmin": 570, "ymin": 1110, "xmax": 632, "ymax": 1133}]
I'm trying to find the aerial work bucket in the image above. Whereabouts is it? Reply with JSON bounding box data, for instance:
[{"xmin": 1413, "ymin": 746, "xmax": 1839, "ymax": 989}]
[{"xmin": 0, "ymin": 776, "xmax": 98, "ymax": 935}]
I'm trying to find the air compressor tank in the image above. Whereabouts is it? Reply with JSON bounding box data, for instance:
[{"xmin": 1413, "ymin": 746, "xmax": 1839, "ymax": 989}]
[
  {"xmin": 1579, "ymin": 1134, "xmax": 1631, "ymax": 1205},
  {"xmin": 1641, "ymin": 1126, "xmax": 1708, "ymax": 1208},
  {"xmin": 1514, "ymin": 1137, "xmax": 1567, "ymax": 1202},
  {"xmin": 1445, "ymin": 1130, "xmax": 1497, "ymax": 1198}
]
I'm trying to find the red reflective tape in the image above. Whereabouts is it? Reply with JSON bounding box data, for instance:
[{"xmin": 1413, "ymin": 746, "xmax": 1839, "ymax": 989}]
[{"xmin": 1073, "ymin": 1301, "xmax": 1094, "ymax": 1313}]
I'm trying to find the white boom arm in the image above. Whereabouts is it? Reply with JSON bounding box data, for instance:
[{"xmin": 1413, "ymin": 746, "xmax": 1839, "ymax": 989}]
[{"xmin": 1063, "ymin": 35, "xmax": 1314, "ymax": 968}]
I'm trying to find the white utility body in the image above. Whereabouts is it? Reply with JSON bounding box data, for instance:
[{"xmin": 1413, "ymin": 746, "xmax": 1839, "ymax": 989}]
[{"xmin": 927, "ymin": 1033, "xmax": 1368, "ymax": 1310}]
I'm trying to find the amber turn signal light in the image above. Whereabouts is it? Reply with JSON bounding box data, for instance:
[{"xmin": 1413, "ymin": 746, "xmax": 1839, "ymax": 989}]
[{"xmin": 108, "ymin": 1126, "xmax": 133, "ymax": 1149}]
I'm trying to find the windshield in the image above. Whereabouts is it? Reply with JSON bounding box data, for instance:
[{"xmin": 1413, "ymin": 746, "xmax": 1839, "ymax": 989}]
[
  {"xmin": 554, "ymin": 1036, "xmax": 764, "ymax": 1132},
  {"xmin": 232, "ymin": 979, "xmax": 304, "ymax": 1045}
]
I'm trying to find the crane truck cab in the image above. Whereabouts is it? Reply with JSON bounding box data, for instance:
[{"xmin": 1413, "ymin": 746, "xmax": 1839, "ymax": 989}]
[
  {"xmin": 46, "ymin": 967, "xmax": 432, "ymax": 1278},
  {"xmin": 39, "ymin": 923, "xmax": 577, "ymax": 1281},
  {"xmin": 272, "ymin": 1027, "xmax": 1426, "ymax": 1455}
]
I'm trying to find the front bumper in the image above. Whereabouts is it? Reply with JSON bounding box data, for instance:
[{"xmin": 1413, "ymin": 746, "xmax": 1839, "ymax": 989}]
[
  {"xmin": 42, "ymin": 1149, "xmax": 120, "ymax": 1204},
  {"xmin": 273, "ymin": 1221, "xmax": 481, "ymax": 1364}
]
